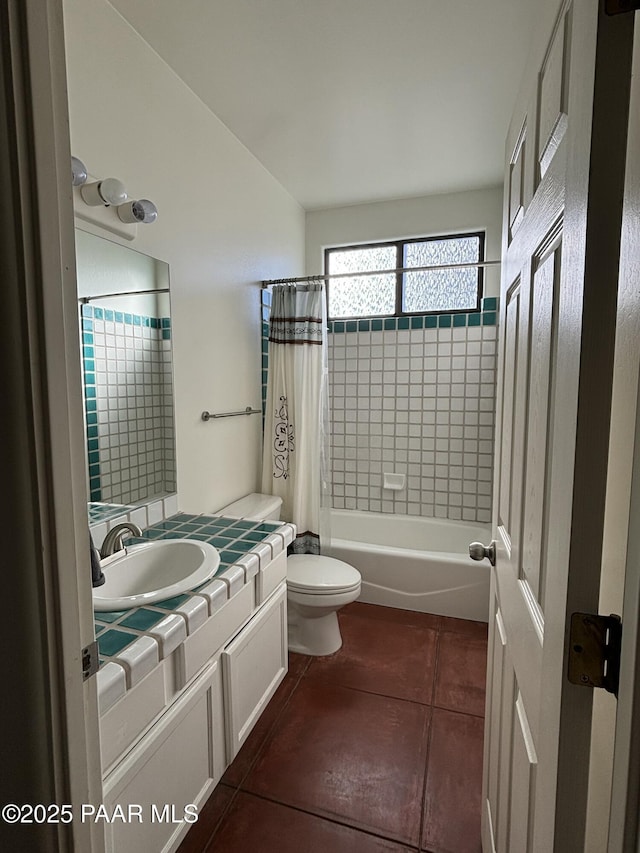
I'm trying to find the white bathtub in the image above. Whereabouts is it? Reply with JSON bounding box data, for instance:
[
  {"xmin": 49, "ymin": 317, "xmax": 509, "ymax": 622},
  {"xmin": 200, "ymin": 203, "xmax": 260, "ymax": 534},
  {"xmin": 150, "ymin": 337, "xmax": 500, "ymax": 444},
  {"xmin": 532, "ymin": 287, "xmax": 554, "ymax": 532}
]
[{"xmin": 328, "ymin": 509, "xmax": 491, "ymax": 623}]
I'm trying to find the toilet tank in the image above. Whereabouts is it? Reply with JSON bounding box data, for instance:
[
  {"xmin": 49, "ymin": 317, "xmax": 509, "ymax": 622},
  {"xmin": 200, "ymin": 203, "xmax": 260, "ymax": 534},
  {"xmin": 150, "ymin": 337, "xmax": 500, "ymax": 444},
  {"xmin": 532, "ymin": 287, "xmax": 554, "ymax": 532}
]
[{"xmin": 215, "ymin": 492, "xmax": 282, "ymax": 521}]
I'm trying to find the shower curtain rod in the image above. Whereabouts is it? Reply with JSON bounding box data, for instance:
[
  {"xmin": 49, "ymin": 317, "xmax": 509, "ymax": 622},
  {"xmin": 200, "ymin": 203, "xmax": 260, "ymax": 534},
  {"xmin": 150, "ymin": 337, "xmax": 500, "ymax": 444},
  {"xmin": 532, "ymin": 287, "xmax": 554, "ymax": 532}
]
[
  {"xmin": 262, "ymin": 258, "xmax": 501, "ymax": 287},
  {"xmin": 79, "ymin": 287, "xmax": 170, "ymax": 303}
]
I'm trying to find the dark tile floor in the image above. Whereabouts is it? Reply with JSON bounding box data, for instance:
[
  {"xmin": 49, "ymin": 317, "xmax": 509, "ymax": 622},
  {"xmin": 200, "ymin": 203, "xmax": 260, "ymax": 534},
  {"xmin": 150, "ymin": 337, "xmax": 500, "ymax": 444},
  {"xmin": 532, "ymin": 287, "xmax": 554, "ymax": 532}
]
[{"xmin": 178, "ymin": 601, "xmax": 487, "ymax": 853}]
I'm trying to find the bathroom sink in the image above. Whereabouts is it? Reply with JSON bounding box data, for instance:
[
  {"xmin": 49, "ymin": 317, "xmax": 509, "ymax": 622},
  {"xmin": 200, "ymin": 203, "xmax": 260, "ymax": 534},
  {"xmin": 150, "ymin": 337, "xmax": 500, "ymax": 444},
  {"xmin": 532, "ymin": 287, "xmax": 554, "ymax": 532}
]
[{"xmin": 93, "ymin": 539, "xmax": 220, "ymax": 611}]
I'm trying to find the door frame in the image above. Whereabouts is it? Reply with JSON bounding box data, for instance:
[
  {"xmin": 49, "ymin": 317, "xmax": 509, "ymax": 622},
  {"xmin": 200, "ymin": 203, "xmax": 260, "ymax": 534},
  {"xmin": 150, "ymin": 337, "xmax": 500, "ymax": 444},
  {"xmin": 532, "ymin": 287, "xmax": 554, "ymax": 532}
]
[
  {"xmin": 606, "ymin": 12, "xmax": 640, "ymax": 851},
  {"xmin": 1, "ymin": 1, "xmax": 103, "ymax": 850}
]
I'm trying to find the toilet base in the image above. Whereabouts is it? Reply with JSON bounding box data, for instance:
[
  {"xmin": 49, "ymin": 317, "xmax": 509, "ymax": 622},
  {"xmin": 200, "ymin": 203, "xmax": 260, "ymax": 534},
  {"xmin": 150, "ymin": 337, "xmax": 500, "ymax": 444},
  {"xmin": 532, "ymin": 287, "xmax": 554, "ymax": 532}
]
[{"xmin": 287, "ymin": 604, "xmax": 343, "ymax": 656}]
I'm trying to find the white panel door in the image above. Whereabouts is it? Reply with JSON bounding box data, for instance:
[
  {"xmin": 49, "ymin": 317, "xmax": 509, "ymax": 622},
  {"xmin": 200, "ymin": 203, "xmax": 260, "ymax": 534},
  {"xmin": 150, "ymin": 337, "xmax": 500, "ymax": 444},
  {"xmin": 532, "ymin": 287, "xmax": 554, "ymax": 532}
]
[{"xmin": 481, "ymin": 3, "xmax": 634, "ymax": 851}]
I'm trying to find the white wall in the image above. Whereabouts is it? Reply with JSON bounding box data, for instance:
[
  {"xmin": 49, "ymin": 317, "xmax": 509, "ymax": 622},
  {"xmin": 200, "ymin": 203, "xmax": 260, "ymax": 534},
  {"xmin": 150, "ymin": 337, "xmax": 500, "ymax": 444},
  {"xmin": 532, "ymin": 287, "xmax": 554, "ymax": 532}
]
[
  {"xmin": 63, "ymin": 0, "xmax": 305, "ymax": 513},
  {"xmin": 305, "ymin": 187, "xmax": 503, "ymax": 297}
]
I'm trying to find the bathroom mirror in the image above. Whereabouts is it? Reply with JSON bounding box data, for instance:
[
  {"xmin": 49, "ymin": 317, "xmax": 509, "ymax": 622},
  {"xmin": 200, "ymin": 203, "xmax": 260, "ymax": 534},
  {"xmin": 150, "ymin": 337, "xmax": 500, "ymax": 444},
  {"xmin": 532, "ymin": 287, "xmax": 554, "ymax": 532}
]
[{"xmin": 76, "ymin": 229, "xmax": 176, "ymax": 512}]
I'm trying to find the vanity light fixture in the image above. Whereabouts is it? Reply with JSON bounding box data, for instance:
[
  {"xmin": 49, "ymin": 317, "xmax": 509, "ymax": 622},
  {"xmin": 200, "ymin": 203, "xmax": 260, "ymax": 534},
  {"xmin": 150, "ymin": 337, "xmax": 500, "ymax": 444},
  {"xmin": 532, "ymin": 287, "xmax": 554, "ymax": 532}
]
[
  {"xmin": 71, "ymin": 156, "xmax": 88, "ymax": 186},
  {"xmin": 80, "ymin": 177, "xmax": 128, "ymax": 207},
  {"xmin": 117, "ymin": 198, "xmax": 158, "ymax": 224},
  {"xmin": 72, "ymin": 156, "xmax": 158, "ymax": 229}
]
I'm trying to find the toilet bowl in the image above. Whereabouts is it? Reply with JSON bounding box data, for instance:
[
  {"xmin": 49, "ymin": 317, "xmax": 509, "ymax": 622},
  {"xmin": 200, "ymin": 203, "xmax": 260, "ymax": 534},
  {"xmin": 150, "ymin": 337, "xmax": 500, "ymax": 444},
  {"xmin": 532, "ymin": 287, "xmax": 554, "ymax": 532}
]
[
  {"xmin": 287, "ymin": 554, "xmax": 361, "ymax": 656},
  {"xmin": 215, "ymin": 493, "xmax": 361, "ymax": 656}
]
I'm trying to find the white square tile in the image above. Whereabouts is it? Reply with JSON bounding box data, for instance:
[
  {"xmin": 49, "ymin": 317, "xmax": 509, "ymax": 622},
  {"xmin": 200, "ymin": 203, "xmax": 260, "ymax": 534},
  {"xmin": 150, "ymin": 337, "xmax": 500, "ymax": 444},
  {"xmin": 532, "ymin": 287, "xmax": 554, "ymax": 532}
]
[
  {"xmin": 90, "ymin": 522, "xmax": 108, "ymax": 550},
  {"xmin": 163, "ymin": 495, "xmax": 179, "ymax": 517},
  {"xmin": 149, "ymin": 614, "xmax": 187, "ymax": 658},
  {"xmin": 176, "ymin": 595, "xmax": 209, "ymax": 633},
  {"xmin": 217, "ymin": 564, "xmax": 246, "ymax": 596},
  {"xmin": 114, "ymin": 636, "xmax": 159, "ymax": 688},
  {"xmin": 96, "ymin": 662, "xmax": 127, "ymax": 715},
  {"xmin": 146, "ymin": 500, "xmax": 163, "ymax": 525},
  {"xmin": 199, "ymin": 578, "xmax": 228, "ymax": 615},
  {"xmin": 236, "ymin": 552, "xmax": 260, "ymax": 582},
  {"xmin": 128, "ymin": 506, "xmax": 148, "ymax": 530}
]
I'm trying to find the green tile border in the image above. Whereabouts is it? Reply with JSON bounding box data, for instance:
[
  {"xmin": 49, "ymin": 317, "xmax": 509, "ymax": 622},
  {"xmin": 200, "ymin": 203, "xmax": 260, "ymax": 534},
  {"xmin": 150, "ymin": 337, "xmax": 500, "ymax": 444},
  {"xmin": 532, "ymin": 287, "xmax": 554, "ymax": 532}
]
[{"xmin": 326, "ymin": 299, "xmax": 499, "ymax": 333}]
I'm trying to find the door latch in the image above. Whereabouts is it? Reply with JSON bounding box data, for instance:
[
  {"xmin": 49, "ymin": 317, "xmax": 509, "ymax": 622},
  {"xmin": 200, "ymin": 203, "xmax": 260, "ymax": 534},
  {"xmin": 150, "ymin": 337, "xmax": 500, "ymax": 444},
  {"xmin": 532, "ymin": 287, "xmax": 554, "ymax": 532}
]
[
  {"xmin": 82, "ymin": 640, "xmax": 99, "ymax": 681},
  {"xmin": 568, "ymin": 613, "xmax": 622, "ymax": 697}
]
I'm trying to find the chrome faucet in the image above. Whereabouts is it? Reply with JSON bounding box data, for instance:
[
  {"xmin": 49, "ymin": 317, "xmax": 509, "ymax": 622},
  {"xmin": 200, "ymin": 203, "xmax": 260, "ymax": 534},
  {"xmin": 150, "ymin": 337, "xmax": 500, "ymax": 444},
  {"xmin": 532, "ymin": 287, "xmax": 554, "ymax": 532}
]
[{"xmin": 100, "ymin": 522, "xmax": 143, "ymax": 558}]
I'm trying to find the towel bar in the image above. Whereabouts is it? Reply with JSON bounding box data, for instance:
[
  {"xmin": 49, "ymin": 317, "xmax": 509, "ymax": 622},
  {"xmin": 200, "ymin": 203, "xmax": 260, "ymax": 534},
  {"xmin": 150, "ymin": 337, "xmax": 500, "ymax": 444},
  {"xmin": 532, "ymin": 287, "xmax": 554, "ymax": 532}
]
[{"xmin": 201, "ymin": 406, "xmax": 261, "ymax": 422}]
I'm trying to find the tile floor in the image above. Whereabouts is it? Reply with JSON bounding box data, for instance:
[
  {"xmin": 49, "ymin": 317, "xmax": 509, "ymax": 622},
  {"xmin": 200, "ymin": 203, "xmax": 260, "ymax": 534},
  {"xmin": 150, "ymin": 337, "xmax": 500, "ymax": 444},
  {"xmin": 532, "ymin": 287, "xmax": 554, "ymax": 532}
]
[{"xmin": 178, "ymin": 601, "xmax": 487, "ymax": 853}]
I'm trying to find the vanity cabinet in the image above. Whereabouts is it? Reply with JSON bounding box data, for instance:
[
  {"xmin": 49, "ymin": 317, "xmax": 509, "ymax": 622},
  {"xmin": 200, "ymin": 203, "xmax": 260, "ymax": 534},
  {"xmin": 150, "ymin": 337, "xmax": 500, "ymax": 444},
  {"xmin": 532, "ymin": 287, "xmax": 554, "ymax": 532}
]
[
  {"xmin": 102, "ymin": 661, "xmax": 222, "ymax": 853},
  {"xmin": 222, "ymin": 582, "xmax": 288, "ymax": 760},
  {"xmin": 99, "ymin": 570, "xmax": 289, "ymax": 853}
]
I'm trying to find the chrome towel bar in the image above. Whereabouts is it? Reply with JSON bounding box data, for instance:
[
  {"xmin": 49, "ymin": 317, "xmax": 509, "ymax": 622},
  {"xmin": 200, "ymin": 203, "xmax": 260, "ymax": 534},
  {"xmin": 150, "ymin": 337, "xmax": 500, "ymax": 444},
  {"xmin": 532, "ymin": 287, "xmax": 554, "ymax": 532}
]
[{"xmin": 201, "ymin": 406, "xmax": 261, "ymax": 422}]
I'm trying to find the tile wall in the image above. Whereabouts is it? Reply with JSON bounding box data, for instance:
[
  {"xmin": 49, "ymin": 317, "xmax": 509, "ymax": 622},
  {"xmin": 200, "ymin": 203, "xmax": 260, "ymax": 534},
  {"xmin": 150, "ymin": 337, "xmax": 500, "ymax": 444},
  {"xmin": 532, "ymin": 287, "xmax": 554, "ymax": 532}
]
[
  {"xmin": 260, "ymin": 292, "xmax": 498, "ymax": 525},
  {"xmin": 81, "ymin": 304, "xmax": 176, "ymax": 503},
  {"xmin": 328, "ymin": 301, "xmax": 497, "ymax": 524},
  {"xmin": 89, "ymin": 493, "xmax": 179, "ymax": 551}
]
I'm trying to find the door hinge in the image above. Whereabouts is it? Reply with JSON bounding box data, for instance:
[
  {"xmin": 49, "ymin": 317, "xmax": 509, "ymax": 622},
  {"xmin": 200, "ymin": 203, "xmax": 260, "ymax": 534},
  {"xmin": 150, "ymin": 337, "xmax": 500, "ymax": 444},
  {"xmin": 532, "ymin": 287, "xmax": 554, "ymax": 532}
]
[
  {"xmin": 82, "ymin": 640, "xmax": 99, "ymax": 681},
  {"xmin": 568, "ymin": 613, "xmax": 622, "ymax": 697},
  {"xmin": 604, "ymin": 0, "xmax": 640, "ymax": 14}
]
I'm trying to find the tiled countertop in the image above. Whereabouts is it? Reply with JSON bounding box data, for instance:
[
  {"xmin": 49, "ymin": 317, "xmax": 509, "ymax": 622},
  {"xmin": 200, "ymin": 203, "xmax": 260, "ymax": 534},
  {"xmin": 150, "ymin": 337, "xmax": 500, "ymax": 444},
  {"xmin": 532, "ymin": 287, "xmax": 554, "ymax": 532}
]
[{"xmin": 95, "ymin": 513, "xmax": 295, "ymax": 713}]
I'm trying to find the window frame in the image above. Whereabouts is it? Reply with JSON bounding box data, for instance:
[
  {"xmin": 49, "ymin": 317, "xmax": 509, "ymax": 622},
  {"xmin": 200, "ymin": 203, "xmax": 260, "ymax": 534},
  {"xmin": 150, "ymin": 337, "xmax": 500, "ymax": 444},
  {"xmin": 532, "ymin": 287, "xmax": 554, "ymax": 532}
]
[{"xmin": 324, "ymin": 230, "xmax": 485, "ymax": 321}]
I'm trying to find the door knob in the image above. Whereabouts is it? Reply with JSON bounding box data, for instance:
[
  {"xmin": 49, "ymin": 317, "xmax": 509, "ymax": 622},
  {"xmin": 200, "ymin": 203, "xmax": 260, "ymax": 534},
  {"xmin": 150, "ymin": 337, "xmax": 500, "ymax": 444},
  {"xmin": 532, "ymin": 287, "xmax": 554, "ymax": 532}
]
[{"xmin": 469, "ymin": 541, "xmax": 496, "ymax": 567}]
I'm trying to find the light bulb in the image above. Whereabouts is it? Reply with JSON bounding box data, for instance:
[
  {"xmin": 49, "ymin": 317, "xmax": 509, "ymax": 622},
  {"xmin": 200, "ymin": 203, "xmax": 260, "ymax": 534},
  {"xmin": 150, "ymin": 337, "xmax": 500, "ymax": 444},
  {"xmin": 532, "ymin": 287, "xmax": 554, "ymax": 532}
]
[
  {"xmin": 117, "ymin": 199, "xmax": 158, "ymax": 224},
  {"xmin": 71, "ymin": 156, "xmax": 87, "ymax": 186},
  {"xmin": 80, "ymin": 178, "xmax": 127, "ymax": 206},
  {"xmin": 98, "ymin": 178, "xmax": 127, "ymax": 206}
]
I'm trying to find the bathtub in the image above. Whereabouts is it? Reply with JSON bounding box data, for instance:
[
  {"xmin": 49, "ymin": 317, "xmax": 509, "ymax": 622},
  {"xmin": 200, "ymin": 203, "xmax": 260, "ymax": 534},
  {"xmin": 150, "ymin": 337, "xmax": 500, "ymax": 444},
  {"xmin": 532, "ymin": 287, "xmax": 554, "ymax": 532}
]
[{"xmin": 327, "ymin": 509, "xmax": 491, "ymax": 623}]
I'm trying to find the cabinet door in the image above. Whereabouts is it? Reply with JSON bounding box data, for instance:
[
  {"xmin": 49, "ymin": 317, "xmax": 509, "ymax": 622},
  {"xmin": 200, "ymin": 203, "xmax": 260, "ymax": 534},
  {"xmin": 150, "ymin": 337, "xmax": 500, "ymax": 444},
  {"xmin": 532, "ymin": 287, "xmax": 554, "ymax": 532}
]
[
  {"xmin": 222, "ymin": 583, "xmax": 288, "ymax": 761},
  {"xmin": 102, "ymin": 661, "xmax": 222, "ymax": 853}
]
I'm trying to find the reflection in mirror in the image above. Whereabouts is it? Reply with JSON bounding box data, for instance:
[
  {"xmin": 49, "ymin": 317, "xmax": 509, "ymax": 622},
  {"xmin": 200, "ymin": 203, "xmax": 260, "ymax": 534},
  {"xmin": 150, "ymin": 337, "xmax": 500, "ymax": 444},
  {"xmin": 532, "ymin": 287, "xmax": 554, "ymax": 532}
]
[{"xmin": 76, "ymin": 229, "xmax": 176, "ymax": 510}]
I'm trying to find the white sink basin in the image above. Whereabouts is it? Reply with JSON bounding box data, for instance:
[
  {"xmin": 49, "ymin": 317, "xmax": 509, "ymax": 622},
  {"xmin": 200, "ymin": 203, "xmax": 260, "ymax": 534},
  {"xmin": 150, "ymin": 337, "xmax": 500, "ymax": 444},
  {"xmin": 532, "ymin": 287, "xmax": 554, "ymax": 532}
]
[{"xmin": 93, "ymin": 539, "xmax": 220, "ymax": 611}]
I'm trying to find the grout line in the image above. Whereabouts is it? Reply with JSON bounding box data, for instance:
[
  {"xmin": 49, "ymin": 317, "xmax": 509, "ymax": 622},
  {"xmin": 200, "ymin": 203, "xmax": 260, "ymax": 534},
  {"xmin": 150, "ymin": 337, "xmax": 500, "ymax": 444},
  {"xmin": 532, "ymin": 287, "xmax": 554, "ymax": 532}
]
[
  {"xmin": 431, "ymin": 703, "xmax": 487, "ymax": 721},
  {"xmin": 200, "ymin": 784, "xmax": 240, "ymax": 853},
  {"xmin": 300, "ymin": 675, "xmax": 436, "ymax": 710},
  {"xmin": 418, "ymin": 625, "xmax": 443, "ymax": 848},
  {"xmin": 225, "ymin": 657, "xmax": 312, "ymax": 792},
  {"xmin": 236, "ymin": 788, "xmax": 421, "ymax": 851}
]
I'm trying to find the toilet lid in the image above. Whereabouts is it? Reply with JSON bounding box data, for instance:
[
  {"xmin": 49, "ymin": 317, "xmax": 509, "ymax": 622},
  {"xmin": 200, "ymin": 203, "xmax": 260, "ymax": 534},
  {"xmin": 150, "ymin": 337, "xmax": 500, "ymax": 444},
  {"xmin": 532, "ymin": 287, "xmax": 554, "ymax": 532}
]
[{"xmin": 287, "ymin": 555, "xmax": 361, "ymax": 594}]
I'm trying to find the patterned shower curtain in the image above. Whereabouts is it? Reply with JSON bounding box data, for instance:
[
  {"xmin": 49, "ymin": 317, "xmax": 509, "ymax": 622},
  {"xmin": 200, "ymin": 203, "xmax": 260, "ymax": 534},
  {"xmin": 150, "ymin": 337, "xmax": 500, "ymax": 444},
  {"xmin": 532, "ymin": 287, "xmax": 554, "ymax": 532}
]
[{"xmin": 261, "ymin": 282, "xmax": 330, "ymax": 555}]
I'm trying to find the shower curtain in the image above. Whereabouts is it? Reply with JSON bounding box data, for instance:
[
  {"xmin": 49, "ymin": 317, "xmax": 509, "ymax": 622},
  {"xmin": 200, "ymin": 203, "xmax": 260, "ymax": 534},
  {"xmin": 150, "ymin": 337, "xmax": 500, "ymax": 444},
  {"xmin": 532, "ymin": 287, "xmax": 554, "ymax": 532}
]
[{"xmin": 261, "ymin": 282, "xmax": 330, "ymax": 555}]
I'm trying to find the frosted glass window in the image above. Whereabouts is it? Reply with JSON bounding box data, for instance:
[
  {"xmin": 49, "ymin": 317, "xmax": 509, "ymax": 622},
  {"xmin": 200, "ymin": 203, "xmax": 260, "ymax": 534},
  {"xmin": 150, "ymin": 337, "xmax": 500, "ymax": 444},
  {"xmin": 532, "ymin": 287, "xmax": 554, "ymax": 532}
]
[
  {"xmin": 325, "ymin": 233, "xmax": 484, "ymax": 319},
  {"xmin": 403, "ymin": 236, "xmax": 481, "ymax": 313},
  {"xmin": 327, "ymin": 246, "xmax": 397, "ymax": 318}
]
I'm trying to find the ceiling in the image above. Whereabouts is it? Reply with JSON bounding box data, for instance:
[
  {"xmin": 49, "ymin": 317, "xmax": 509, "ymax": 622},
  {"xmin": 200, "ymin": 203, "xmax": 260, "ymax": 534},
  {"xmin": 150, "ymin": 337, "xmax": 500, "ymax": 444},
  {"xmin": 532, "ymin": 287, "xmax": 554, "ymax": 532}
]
[{"xmin": 109, "ymin": 0, "xmax": 535, "ymax": 210}]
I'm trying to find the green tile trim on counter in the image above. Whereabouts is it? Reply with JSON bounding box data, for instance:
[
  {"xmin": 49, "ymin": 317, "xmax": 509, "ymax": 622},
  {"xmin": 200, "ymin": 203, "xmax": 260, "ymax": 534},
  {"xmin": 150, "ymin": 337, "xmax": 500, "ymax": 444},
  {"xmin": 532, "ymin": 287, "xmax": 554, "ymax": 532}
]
[
  {"xmin": 98, "ymin": 628, "xmax": 139, "ymax": 658},
  {"xmin": 228, "ymin": 519, "xmax": 262, "ymax": 530},
  {"xmin": 240, "ymin": 529, "xmax": 273, "ymax": 542},
  {"xmin": 251, "ymin": 522, "xmax": 283, "ymax": 533},
  {"xmin": 220, "ymin": 544, "xmax": 251, "ymax": 560},
  {"xmin": 120, "ymin": 608, "xmax": 166, "ymax": 631},
  {"xmin": 94, "ymin": 513, "xmax": 294, "ymax": 668},
  {"xmin": 155, "ymin": 594, "xmax": 190, "ymax": 610}
]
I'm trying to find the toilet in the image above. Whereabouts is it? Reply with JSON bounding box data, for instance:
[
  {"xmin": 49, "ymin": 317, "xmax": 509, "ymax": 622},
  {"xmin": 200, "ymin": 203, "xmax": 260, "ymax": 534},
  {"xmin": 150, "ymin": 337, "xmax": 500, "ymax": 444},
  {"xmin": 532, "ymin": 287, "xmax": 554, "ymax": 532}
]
[{"xmin": 215, "ymin": 493, "xmax": 361, "ymax": 656}]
